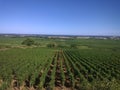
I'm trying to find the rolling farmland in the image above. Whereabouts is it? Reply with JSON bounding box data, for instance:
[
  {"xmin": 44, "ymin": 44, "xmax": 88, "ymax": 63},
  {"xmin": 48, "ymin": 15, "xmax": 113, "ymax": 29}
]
[
  {"xmin": 0, "ymin": 37, "xmax": 120, "ymax": 90},
  {"xmin": 1, "ymin": 0, "xmax": 120, "ymax": 89}
]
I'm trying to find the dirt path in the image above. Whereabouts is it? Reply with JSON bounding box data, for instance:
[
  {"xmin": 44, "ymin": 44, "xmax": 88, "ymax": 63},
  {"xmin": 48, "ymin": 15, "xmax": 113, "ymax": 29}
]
[
  {"xmin": 0, "ymin": 48, "xmax": 9, "ymax": 51},
  {"xmin": 54, "ymin": 86, "xmax": 72, "ymax": 90}
]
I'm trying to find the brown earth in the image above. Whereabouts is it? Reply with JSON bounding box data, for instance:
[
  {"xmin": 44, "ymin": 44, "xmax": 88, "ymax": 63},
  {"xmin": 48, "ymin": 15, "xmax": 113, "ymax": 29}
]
[{"xmin": 54, "ymin": 86, "xmax": 73, "ymax": 90}]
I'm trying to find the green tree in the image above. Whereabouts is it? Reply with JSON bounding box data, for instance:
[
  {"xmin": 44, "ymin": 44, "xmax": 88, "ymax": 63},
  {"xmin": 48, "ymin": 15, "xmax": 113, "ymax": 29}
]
[
  {"xmin": 21, "ymin": 38, "xmax": 34, "ymax": 46},
  {"xmin": 70, "ymin": 44, "xmax": 77, "ymax": 48},
  {"xmin": 47, "ymin": 43, "xmax": 55, "ymax": 48}
]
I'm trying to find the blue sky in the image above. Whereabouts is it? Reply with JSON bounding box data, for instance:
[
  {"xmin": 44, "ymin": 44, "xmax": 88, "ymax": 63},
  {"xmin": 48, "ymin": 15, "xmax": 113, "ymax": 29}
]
[{"xmin": 0, "ymin": 0, "xmax": 120, "ymax": 35}]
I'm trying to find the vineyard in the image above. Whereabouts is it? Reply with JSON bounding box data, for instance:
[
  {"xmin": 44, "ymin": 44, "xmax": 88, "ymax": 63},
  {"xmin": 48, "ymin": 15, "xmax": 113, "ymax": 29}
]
[
  {"xmin": 0, "ymin": 48, "xmax": 120, "ymax": 90},
  {"xmin": 0, "ymin": 38, "xmax": 120, "ymax": 90}
]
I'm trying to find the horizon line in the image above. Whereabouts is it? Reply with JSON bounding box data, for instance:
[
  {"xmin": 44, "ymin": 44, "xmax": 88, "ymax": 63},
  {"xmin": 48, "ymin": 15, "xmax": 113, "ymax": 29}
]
[{"xmin": 0, "ymin": 33, "xmax": 120, "ymax": 37}]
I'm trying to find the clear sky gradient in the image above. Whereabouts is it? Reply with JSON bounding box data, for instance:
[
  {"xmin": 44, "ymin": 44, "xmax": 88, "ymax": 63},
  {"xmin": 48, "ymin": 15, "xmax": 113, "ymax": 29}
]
[{"xmin": 0, "ymin": 0, "xmax": 120, "ymax": 35}]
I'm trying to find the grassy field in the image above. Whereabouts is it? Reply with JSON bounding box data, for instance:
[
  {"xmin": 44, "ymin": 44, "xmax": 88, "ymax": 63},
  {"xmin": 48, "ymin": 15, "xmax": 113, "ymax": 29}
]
[{"xmin": 0, "ymin": 37, "xmax": 120, "ymax": 90}]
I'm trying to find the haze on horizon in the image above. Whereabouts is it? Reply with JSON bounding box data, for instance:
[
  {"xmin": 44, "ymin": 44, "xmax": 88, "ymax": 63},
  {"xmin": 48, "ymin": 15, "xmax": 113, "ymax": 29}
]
[{"xmin": 0, "ymin": 0, "xmax": 120, "ymax": 36}]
